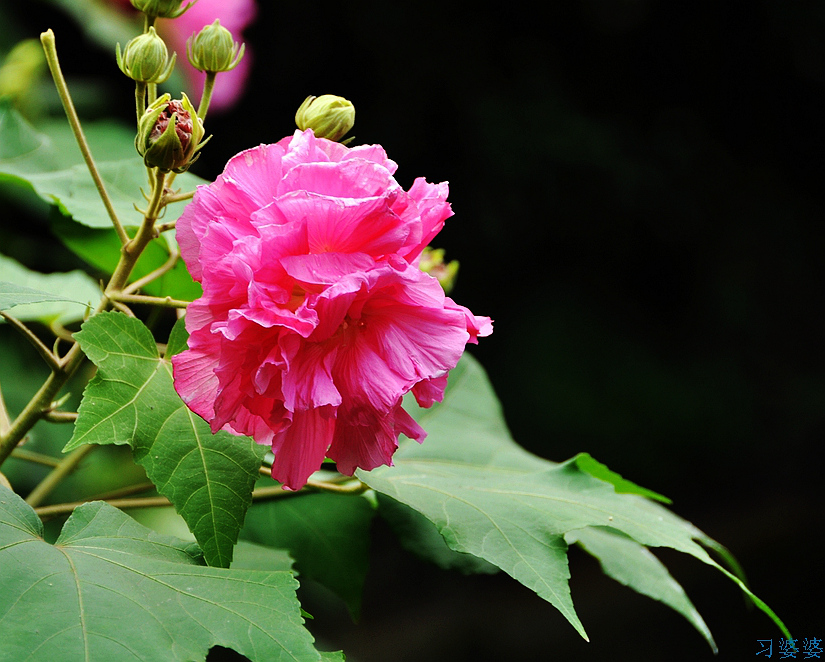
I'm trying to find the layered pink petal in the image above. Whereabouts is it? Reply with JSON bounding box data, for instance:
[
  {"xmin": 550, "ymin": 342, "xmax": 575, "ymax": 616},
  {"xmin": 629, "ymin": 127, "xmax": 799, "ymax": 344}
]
[{"xmin": 173, "ymin": 129, "xmax": 490, "ymax": 489}]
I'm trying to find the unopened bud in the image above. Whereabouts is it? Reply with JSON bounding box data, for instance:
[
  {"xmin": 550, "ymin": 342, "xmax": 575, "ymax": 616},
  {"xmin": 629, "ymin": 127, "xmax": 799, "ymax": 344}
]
[
  {"xmin": 116, "ymin": 27, "xmax": 175, "ymax": 84},
  {"xmin": 135, "ymin": 93, "xmax": 208, "ymax": 172},
  {"xmin": 419, "ymin": 247, "xmax": 459, "ymax": 294},
  {"xmin": 187, "ymin": 20, "xmax": 245, "ymax": 73},
  {"xmin": 130, "ymin": 0, "xmax": 195, "ymax": 19},
  {"xmin": 295, "ymin": 95, "xmax": 355, "ymax": 142}
]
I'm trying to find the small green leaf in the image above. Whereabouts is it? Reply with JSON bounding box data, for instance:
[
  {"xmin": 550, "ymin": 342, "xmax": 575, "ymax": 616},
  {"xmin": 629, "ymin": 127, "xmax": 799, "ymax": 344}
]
[
  {"xmin": 0, "ymin": 252, "xmax": 99, "ymax": 324},
  {"xmin": 241, "ymin": 489, "xmax": 375, "ymax": 620},
  {"xmin": 573, "ymin": 452, "xmax": 672, "ymax": 504},
  {"xmin": 66, "ymin": 312, "xmax": 266, "ymax": 568},
  {"xmin": 0, "ymin": 486, "xmax": 323, "ymax": 662},
  {"xmin": 565, "ymin": 527, "xmax": 715, "ymax": 651}
]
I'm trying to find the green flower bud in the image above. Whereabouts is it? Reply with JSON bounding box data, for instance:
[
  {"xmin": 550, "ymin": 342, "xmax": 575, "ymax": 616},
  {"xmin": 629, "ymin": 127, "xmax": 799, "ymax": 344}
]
[
  {"xmin": 130, "ymin": 0, "xmax": 195, "ymax": 19},
  {"xmin": 419, "ymin": 247, "xmax": 459, "ymax": 294},
  {"xmin": 116, "ymin": 27, "xmax": 175, "ymax": 84},
  {"xmin": 135, "ymin": 93, "xmax": 208, "ymax": 173},
  {"xmin": 187, "ymin": 20, "xmax": 245, "ymax": 73},
  {"xmin": 295, "ymin": 95, "xmax": 355, "ymax": 142},
  {"xmin": 0, "ymin": 39, "xmax": 45, "ymax": 100}
]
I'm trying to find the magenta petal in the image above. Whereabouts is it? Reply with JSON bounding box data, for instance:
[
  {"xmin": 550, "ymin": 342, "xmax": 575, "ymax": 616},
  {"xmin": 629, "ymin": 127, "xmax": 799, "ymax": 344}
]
[{"xmin": 270, "ymin": 408, "xmax": 336, "ymax": 490}]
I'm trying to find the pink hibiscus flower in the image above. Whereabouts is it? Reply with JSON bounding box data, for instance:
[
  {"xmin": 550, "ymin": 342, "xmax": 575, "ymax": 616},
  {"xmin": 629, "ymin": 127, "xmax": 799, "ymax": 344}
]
[{"xmin": 172, "ymin": 129, "xmax": 492, "ymax": 489}]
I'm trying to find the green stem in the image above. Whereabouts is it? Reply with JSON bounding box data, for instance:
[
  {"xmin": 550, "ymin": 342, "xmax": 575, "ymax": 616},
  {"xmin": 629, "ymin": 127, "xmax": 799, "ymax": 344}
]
[
  {"xmin": 135, "ymin": 81, "xmax": 147, "ymax": 124},
  {"xmin": 0, "ymin": 379, "xmax": 11, "ymax": 437},
  {"xmin": 109, "ymin": 293, "xmax": 190, "ymax": 309},
  {"xmin": 10, "ymin": 448, "xmax": 62, "ymax": 468},
  {"xmin": 197, "ymin": 71, "xmax": 217, "ymax": 121},
  {"xmin": 35, "ymin": 483, "xmax": 300, "ymax": 520},
  {"xmin": 40, "ymin": 30, "xmax": 129, "ymax": 246},
  {"xmin": 0, "ymin": 311, "xmax": 61, "ymax": 372},
  {"xmin": 25, "ymin": 444, "xmax": 96, "ymax": 507}
]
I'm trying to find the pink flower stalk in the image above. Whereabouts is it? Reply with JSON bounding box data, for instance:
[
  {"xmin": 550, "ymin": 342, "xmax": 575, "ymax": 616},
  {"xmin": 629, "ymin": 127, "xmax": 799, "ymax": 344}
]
[
  {"xmin": 157, "ymin": 0, "xmax": 255, "ymax": 112},
  {"xmin": 173, "ymin": 129, "xmax": 492, "ymax": 489}
]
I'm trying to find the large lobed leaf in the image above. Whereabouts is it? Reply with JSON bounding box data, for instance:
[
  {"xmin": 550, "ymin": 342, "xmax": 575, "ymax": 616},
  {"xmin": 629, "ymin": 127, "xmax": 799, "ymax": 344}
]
[
  {"xmin": 65, "ymin": 312, "xmax": 266, "ymax": 568},
  {"xmin": 0, "ymin": 485, "xmax": 329, "ymax": 662},
  {"xmin": 358, "ymin": 354, "xmax": 789, "ymax": 647}
]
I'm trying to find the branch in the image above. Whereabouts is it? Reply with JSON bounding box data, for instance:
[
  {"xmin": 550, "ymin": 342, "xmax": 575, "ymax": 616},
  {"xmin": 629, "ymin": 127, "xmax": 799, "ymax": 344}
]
[
  {"xmin": 40, "ymin": 30, "xmax": 129, "ymax": 246},
  {"xmin": 25, "ymin": 444, "xmax": 96, "ymax": 507},
  {"xmin": 109, "ymin": 293, "xmax": 190, "ymax": 309},
  {"xmin": 0, "ymin": 311, "xmax": 61, "ymax": 372}
]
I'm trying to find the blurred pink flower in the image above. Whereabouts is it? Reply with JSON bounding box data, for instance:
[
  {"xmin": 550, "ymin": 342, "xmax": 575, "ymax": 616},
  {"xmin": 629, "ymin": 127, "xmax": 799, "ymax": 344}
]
[
  {"xmin": 173, "ymin": 129, "xmax": 492, "ymax": 489},
  {"xmin": 157, "ymin": 0, "xmax": 256, "ymax": 112}
]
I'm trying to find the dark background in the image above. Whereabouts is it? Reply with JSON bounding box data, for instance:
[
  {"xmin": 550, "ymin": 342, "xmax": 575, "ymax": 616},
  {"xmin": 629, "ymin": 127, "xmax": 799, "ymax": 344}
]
[{"xmin": 4, "ymin": 0, "xmax": 825, "ymax": 660}]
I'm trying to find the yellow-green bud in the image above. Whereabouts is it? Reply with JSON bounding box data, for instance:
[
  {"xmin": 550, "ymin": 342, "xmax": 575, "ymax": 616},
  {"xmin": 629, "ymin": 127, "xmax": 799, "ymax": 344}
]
[
  {"xmin": 295, "ymin": 95, "xmax": 355, "ymax": 142},
  {"xmin": 116, "ymin": 27, "xmax": 175, "ymax": 84},
  {"xmin": 135, "ymin": 93, "xmax": 208, "ymax": 173},
  {"xmin": 130, "ymin": 0, "xmax": 194, "ymax": 19},
  {"xmin": 419, "ymin": 247, "xmax": 459, "ymax": 294},
  {"xmin": 187, "ymin": 20, "xmax": 245, "ymax": 73}
]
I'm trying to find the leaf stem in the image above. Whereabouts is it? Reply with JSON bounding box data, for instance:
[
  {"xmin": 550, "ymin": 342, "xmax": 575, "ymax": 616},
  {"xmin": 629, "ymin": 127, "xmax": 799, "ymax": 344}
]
[
  {"xmin": 0, "ymin": 380, "xmax": 11, "ymax": 437},
  {"xmin": 40, "ymin": 30, "xmax": 129, "ymax": 246},
  {"xmin": 197, "ymin": 72, "xmax": 217, "ymax": 121},
  {"xmin": 109, "ymin": 293, "xmax": 190, "ymax": 309},
  {"xmin": 9, "ymin": 448, "xmax": 62, "ymax": 468},
  {"xmin": 0, "ymin": 311, "xmax": 61, "ymax": 372},
  {"xmin": 25, "ymin": 444, "xmax": 96, "ymax": 507},
  {"xmin": 35, "ymin": 483, "xmax": 300, "ymax": 520},
  {"xmin": 122, "ymin": 243, "xmax": 179, "ymax": 295}
]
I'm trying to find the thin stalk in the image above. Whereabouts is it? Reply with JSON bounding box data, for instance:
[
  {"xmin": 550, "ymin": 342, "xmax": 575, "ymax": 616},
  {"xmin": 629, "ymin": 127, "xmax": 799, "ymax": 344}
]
[
  {"xmin": 25, "ymin": 444, "xmax": 96, "ymax": 507},
  {"xmin": 35, "ymin": 483, "xmax": 300, "ymax": 520},
  {"xmin": 0, "ymin": 380, "xmax": 11, "ymax": 437},
  {"xmin": 42, "ymin": 411, "xmax": 78, "ymax": 424},
  {"xmin": 10, "ymin": 448, "xmax": 62, "ymax": 468},
  {"xmin": 122, "ymin": 244, "xmax": 179, "ymax": 295},
  {"xmin": 0, "ymin": 311, "xmax": 61, "ymax": 372},
  {"xmin": 40, "ymin": 30, "xmax": 129, "ymax": 246},
  {"xmin": 197, "ymin": 71, "xmax": 217, "ymax": 121},
  {"xmin": 109, "ymin": 293, "xmax": 190, "ymax": 309},
  {"xmin": 135, "ymin": 81, "xmax": 147, "ymax": 124}
]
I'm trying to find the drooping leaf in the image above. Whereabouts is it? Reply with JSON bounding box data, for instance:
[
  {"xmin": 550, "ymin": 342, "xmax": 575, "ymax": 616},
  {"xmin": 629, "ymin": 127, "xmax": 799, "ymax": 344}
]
[
  {"xmin": 0, "ymin": 486, "xmax": 324, "ymax": 662},
  {"xmin": 65, "ymin": 312, "xmax": 266, "ymax": 568},
  {"xmin": 564, "ymin": 527, "xmax": 715, "ymax": 651},
  {"xmin": 357, "ymin": 354, "xmax": 789, "ymax": 644},
  {"xmin": 0, "ymin": 103, "xmax": 206, "ymax": 230},
  {"xmin": 0, "ymin": 252, "xmax": 100, "ymax": 324},
  {"xmin": 241, "ymin": 487, "xmax": 376, "ymax": 620},
  {"xmin": 377, "ymin": 494, "xmax": 499, "ymax": 575}
]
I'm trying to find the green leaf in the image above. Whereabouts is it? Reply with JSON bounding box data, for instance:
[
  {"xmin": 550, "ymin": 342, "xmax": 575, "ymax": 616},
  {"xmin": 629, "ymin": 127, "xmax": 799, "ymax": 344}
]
[
  {"xmin": 50, "ymin": 214, "xmax": 202, "ymax": 301},
  {"xmin": 564, "ymin": 527, "xmax": 715, "ymax": 651},
  {"xmin": 0, "ymin": 486, "xmax": 323, "ymax": 662},
  {"xmin": 572, "ymin": 452, "xmax": 672, "ymax": 504},
  {"xmin": 357, "ymin": 354, "xmax": 789, "ymax": 643},
  {"xmin": 241, "ymin": 489, "xmax": 376, "ymax": 620},
  {"xmin": 377, "ymin": 494, "xmax": 499, "ymax": 575},
  {"xmin": 0, "ymin": 252, "xmax": 99, "ymax": 324},
  {"xmin": 0, "ymin": 103, "xmax": 206, "ymax": 230},
  {"xmin": 65, "ymin": 312, "xmax": 266, "ymax": 568}
]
